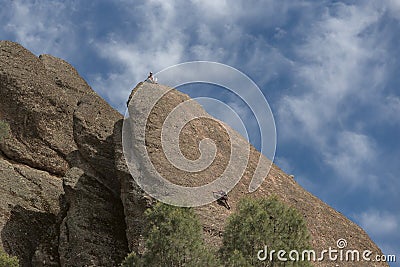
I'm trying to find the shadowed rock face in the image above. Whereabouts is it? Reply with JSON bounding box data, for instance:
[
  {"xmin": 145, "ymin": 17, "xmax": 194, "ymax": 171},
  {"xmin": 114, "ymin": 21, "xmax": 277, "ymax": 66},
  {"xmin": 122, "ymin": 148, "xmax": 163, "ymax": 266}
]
[
  {"xmin": 0, "ymin": 41, "xmax": 388, "ymax": 267},
  {"xmin": 0, "ymin": 41, "xmax": 127, "ymax": 266}
]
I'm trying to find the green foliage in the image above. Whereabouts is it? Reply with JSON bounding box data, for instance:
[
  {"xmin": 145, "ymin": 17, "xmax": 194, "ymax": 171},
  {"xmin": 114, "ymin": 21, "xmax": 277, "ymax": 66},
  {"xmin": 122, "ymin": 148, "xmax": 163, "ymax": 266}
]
[
  {"xmin": 221, "ymin": 196, "xmax": 312, "ymax": 267},
  {"xmin": 121, "ymin": 203, "xmax": 220, "ymax": 267},
  {"xmin": 0, "ymin": 248, "xmax": 19, "ymax": 267},
  {"xmin": 224, "ymin": 249, "xmax": 252, "ymax": 267},
  {"xmin": 120, "ymin": 251, "xmax": 143, "ymax": 267},
  {"xmin": 0, "ymin": 120, "xmax": 10, "ymax": 142}
]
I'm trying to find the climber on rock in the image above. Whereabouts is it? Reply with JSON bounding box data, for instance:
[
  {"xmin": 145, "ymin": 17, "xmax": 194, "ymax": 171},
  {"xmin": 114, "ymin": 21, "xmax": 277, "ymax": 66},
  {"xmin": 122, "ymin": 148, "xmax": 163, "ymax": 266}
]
[{"xmin": 213, "ymin": 190, "xmax": 231, "ymax": 210}]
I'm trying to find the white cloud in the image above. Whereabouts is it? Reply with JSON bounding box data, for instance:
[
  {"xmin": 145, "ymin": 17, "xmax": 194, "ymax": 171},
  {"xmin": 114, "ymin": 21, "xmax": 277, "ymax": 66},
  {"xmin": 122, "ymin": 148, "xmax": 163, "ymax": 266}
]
[
  {"xmin": 356, "ymin": 210, "xmax": 398, "ymax": 237},
  {"xmin": 355, "ymin": 209, "xmax": 400, "ymax": 256},
  {"xmin": 92, "ymin": 1, "xmax": 188, "ymax": 112},
  {"xmin": 277, "ymin": 2, "xmax": 388, "ymax": 188},
  {"xmin": 191, "ymin": 0, "xmax": 230, "ymax": 18},
  {"xmin": 386, "ymin": 0, "xmax": 400, "ymax": 19},
  {"xmin": 92, "ymin": 0, "xmax": 298, "ymax": 112},
  {"xmin": 380, "ymin": 95, "xmax": 400, "ymax": 125},
  {"xmin": 279, "ymin": 95, "xmax": 325, "ymax": 144},
  {"xmin": 2, "ymin": 1, "xmax": 77, "ymax": 59},
  {"xmin": 93, "ymin": 38, "xmax": 185, "ymax": 112},
  {"xmin": 323, "ymin": 131, "xmax": 377, "ymax": 187},
  {"xmin": 296, "ymin": 2, "xmax": 382, "ymax": 98}
]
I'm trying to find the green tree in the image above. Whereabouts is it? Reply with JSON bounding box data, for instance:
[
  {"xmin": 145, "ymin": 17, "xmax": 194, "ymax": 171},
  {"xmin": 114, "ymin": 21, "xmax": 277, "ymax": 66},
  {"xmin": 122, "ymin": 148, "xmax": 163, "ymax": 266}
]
[
  {"xmin": 121, "ymin": 203, "xmax": 220, "ymax": 267},
  {"xmin": 220, "ymin": 196, "xmax": 312, "ymax": 267},
  {"xmin": 0, "ymin": 248, "xmax": 19, "ymax": 267},
  {"xmin": 224, "ymin": 249, "xmax": 251, "ymax": 267},
  {"xmin": 0, "ymin": 120, "xmax": 10, "ymax": 142},
  {"xmin": 120, "ymin": 251, "xmax": 143, "ymax": 267}
]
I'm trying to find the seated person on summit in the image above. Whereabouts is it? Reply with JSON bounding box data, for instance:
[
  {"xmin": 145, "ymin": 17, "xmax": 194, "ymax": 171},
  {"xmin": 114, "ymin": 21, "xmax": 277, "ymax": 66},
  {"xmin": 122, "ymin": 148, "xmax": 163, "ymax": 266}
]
[{"xmin": 145, "ymin": 72, "xmax": 157, "ymax": 83}]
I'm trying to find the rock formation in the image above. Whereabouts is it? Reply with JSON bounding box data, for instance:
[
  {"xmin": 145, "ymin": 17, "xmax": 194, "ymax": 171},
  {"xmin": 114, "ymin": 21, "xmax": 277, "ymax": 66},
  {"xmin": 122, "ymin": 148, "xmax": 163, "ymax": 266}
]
[
  {"xmin": 0, "ymin": 41, "xmax": 388, "ymax": 266},
  {"xmin": 0, "ymin": 41, "xmax": 127, "ymax": 266}
]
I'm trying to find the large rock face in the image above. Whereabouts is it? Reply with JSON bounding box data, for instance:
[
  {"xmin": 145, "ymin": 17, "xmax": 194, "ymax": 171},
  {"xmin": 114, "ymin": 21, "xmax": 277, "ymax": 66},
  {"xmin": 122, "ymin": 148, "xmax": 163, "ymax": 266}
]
[
  {"xmin": 0, "ymin": 41, "xmax": 388, "ymax": 267},
  {"xmin": 0, "ymin": 41, "xmax": 127, "ymax": 266},
  {"xmin": 125, "ymin": 82, "xmax": 388, "ymax": 267}
]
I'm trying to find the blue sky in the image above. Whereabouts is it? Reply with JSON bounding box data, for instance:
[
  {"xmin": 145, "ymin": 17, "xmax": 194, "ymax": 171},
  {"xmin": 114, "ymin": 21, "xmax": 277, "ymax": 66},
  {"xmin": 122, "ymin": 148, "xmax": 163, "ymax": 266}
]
[{"xmin": 1, "ymin": 0, "xmax": 399, "ymax": 264}]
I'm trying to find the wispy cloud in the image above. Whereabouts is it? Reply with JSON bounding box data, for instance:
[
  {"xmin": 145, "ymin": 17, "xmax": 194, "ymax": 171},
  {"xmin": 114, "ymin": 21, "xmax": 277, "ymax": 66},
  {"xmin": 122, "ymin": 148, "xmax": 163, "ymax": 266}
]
[
  {"xmin": 93, "ymin": 38, "xmax": 185, "ymax": 111},
  {"xmin": 380, "ymin": 95, "xmax": 400, "ymax": 125},
  {"xmin": 1, "ymin": 1, "xmax": 77, "ymax": 59},
  {"xmin": 357, "ymin": 210, "xmax": 398, "ymax": 236},
  {"xmin": 277, "ymin": 1, "xmax": 389, "ymax": 187},
  {"xmin": 91, "ymin": 0, "xmax": 303, "ymax": 112},
  {"xmin": 355, "ymin": 209, "xmax": 399, "ymax": 256},
  {"xmin": 91, "ymin": 0, "xmax": 191, "ymax": 111},
  {"xmin": 387, "ymin": 0, "xmax": 400, "ymax": 19},
  {"xmin": 322, "ymin": 131, "xmax": 377, "ymax": 188}
]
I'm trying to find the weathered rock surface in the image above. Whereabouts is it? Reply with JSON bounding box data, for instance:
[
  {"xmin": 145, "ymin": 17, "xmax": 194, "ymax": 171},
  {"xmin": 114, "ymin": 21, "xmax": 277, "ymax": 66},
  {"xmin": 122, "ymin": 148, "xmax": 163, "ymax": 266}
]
[
  {"xmin": 0, "ymin": 41, "xmax": 127, "ymax": 266},
  {"xmin": 0, "ymin": 40, "xmax": 389, "ymax": 267},
  {"xmin": 0, "ymin": 154, "xmax": 63, "ymax": 266}
]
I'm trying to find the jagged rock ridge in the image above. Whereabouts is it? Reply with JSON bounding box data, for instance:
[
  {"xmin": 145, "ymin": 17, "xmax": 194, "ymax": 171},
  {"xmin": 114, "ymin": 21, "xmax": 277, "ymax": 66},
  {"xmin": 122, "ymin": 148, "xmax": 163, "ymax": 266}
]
[{"xmin": 0, "ymin": 41, "xmax": 388, "ymax": 267}]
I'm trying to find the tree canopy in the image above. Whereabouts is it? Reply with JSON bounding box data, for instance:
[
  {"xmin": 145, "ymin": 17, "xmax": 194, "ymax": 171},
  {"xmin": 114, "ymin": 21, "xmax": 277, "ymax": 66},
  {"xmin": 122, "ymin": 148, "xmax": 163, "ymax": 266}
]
[
  {"xmin": 220, "ymin": 196, "xmax": 312, "ymax": 266},
  {"xmin": 0, "ymin": 248, "xmax": 19, "ymax": 267},
  {"xmin": 121, "ymin": 203, "xmax": 219, "ymax": 267}
]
